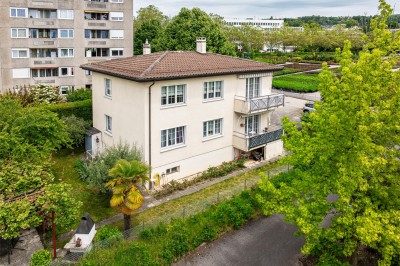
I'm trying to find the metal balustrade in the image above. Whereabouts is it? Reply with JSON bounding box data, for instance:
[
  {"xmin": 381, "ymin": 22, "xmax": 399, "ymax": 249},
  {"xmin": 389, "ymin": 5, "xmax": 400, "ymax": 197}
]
[
  {"xmin": 248, "ymin": 128, "xmax": 283, "ymax": 149},
  {"xmin": 234, "ymin": 94, "xmax": 284, "ymax": 114}
]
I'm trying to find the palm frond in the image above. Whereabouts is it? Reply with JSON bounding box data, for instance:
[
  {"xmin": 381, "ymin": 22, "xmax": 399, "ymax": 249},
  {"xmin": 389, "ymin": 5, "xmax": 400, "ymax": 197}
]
[{"xmin": 110, "ymin": 194, "xmax": 124, "ymax": 208}]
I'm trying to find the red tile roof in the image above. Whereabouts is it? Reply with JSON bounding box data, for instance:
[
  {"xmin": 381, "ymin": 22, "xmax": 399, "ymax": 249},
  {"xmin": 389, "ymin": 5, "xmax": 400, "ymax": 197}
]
[{"xmin": 81, "ymin": 51, "xmax": 283, "ymax": 82}]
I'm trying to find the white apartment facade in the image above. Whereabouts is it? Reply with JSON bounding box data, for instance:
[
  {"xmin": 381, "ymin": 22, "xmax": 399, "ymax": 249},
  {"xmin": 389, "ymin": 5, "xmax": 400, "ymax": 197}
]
[
  {"xmin": 225, "ymin": 18, "xmax": 284, "ymax": 31},
  {"xmin": 0, "ymin": 0, "xmax": 133, "ymax": 93},
  {"xmin": 82, "ymin": 39, "xmax": 285, "ymax": 183}
]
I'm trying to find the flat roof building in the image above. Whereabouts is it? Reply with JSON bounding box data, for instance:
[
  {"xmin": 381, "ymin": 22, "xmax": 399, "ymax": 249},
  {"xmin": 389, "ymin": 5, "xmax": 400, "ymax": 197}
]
[{"xmin": 224, "ymin": 18, "xmax": 284, "ymax": 31}]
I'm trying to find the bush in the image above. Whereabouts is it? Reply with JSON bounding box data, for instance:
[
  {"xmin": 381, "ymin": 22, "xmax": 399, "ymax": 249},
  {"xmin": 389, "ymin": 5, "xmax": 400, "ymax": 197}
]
[
  {"xmin": 94, "ymin": 225, "xmax": 123, "ymax": 242},
  {"xmin": 43, "ymin": 99, "xmax": 92, "ymax": 122},
  {"xmin": 61, "ymin": 115, "xmax": 91, "ymax": 147},
  {"xmin": 66, "ymin": 88, "xmax": 92, "ymax": 102},
  {"xmin": 30, "ymin": 249, "xmax": 52, "ymax": 266}
]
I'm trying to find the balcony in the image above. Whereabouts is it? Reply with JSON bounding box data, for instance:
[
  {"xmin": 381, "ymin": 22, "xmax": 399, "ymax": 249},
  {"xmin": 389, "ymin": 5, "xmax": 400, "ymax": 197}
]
[
  {"xmin": 233, "ymin": 128, "xmax": 283, "ymax": 151},
  {"xmin": 234, "ymin": 94, "xmax": 284, "ymax": 114}
]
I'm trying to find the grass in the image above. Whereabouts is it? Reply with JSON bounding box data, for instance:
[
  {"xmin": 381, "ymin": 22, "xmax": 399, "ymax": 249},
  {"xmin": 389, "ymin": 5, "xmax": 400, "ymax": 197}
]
[
  {"xmin": 51, "ymin": 148, "xmax": 117, "ymax": 231},
  {"xmin": 273, "ymin": 67, "xmax": 302, "ymax": 76},
  {"xmin": 272, "ymin": 73, "xmax": 321, "ymax": 92}
]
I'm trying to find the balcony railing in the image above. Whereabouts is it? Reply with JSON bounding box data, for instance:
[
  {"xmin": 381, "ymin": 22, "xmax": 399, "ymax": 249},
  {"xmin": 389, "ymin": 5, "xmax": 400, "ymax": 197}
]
[
  {"xmin": 248, "ymin": 128, "xmax": 283, "ymax": 149},
  {"xmin": 234, "ymin": 94, "xmax": 284, "ymax": 114}
]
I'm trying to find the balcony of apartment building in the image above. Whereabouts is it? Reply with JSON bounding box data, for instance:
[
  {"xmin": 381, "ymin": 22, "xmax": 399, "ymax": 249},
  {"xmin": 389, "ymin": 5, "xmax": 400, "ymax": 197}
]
[
  {"xmin": 233, "ymin": 126, "xmax": 283, "ymax": 152},
  {"xmin": 234, "ymin": 93, "xmax": 284, "ymax": 114},
  {"xmin": 30, "ymin": 67, "xmax": 58, "ymax": 85},
  {"xmin": 27, "ymin": 28, "xmax": 58, "ymax": 46},
  {"xmin": 84, "ymin": 29, "xmax": 109, "ymax": 46},
  {"xmin": 84, "ymin": 0, "xmax": 125, "ymax": 10},
  {"xmin": 84, "ymin": 11, "xmax": 110, "ymax": 28}
]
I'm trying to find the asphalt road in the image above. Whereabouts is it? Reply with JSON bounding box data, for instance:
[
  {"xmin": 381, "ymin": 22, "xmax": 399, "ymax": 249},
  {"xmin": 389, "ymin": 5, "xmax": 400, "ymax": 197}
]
[{"xmin": 175, "ymin": 215, "xmax": 305, "ymax": 266}]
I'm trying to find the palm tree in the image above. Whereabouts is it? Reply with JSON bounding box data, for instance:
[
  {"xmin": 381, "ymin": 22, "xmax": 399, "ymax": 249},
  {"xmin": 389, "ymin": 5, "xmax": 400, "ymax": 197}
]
[{"xmin": 106, "ymin": 159, "xmax": 150, "ymax": 231}]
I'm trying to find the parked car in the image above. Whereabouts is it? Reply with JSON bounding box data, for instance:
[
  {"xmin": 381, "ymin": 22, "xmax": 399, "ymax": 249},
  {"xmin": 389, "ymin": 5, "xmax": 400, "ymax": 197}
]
[{"xmin": 303, "ymin": 102, "xmax": 315, "ymax": 113}]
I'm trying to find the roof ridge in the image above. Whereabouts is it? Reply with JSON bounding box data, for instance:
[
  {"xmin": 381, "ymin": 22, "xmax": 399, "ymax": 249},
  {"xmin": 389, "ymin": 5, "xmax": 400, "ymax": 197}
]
[{"xmin": 140, "ymin": 51, "xmax": 169, "ymax": 78}]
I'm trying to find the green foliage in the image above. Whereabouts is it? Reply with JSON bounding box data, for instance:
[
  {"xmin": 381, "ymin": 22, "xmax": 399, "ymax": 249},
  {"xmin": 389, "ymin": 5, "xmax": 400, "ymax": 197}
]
[
  {"xmin": 30, "ymin": 249, "xmax": 52, "ymax": 266},
  {"xmin": 257, "ymin": 2, "xmax": 400, "ymax": 264},
  {"xmin": 61, "ymin": 115, "xmax": 91, "ymax": 147},
  {"xmin": 81, "ymin": 143, "xmax": 142, "ymax": 192},
  {"xmin": 273, "ymin": 67, "xmax": 302, "ymax": 76},
  {"xmin": 66, "ymin": 88, "xmax": 92, "ymax": 102},
  {"xmin": 95, "ymin": 225, "xmax": 123, "ymax": 242},
  {"xmin": 134, "ymin": 19, "xmax": 165, "ymax": 55},
  {"xmin": 272, "ymin": 73, "xmax": 320, "ymax": 92},
  {"xmin": 43, "ymin": 99, "xmax": 92, "ymax": 122},
  {"xmin": 2, "ymin": 84, "xmax": 63, "ymax": 106}
]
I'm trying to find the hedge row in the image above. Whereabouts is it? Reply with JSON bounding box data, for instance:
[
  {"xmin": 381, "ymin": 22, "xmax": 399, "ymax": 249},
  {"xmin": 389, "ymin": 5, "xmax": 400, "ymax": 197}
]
[
  {"xmin": 272, "ymin": 73, "xmax": 320, "ymax": 92},
  {"xmin": 43, "ymin": 99, "xmax": 92, "ymax": 121}
]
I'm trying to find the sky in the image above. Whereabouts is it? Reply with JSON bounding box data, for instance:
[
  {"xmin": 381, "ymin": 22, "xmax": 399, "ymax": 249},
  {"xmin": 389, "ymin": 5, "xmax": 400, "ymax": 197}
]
[{"xmin": 134, "ymin": 0, "xmax": 398, "ymax": 19}]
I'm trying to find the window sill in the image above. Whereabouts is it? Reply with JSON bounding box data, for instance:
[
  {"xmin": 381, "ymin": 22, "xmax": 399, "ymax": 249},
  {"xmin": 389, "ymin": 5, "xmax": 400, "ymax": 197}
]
[
  {"xmin": 202, "ymin": 98, "xmax": 223, "ymax": 103},
  {"xmin": 160, "ymin": 103, "xmax": 187, "ymax": 110},
  {"xmin": 202, "ymin": 134, "xmax": 224, "ymax": 142},
  {"xmin": 104, "ymin": 95, "xmax": 112, "ymax": 100},
  {"xmin": 160, "ymin": 144, "xmax": 186, "ymax": 153},
  {"xmin": 103, "ymin": 130, "xmax": 113, "ymax": 137}
]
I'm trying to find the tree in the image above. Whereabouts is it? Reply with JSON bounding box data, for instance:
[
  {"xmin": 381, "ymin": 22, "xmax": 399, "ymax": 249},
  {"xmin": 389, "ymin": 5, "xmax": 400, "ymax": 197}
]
[
  {"xmin": 61, "ymin": 115, "xmax": 91, "ymax": 147},
  {"xmin": 134, "ymin": 5, "xmax": 169, "ymax": 29},
  {"xmin": 257, "ymin": 1, "xmax": 400, "ymax": 265},
  {"xmin": 134, "ymin": 19, "xmax": 166, "ymax": 55},
  {"xmin": 106, "ymin": 159, "xmax": 150, "ymax": 231},
  {"xmin": 164, "ymin": 8, "xmax": 236, "ymax": 55},
  {"xmin": 225, "ymin": 24, "xmax": 265, "ymax": 53}
]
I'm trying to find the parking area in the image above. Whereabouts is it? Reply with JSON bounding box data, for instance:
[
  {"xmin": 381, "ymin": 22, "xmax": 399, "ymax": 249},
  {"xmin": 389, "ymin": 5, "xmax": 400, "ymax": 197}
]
[{"xmin": 270, "ymin": 96, "xmax": 309, "ymax": 127}]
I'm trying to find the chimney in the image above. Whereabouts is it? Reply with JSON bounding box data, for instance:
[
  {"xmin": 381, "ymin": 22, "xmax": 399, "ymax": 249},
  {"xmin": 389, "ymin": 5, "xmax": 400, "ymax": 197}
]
[
  {"xmin": 196, "ymin": 37, "xmax": 206, "ymax": 54},
  {"xmin": 143, "ymin": 39, "xmax": 151, "ymax": 55}
]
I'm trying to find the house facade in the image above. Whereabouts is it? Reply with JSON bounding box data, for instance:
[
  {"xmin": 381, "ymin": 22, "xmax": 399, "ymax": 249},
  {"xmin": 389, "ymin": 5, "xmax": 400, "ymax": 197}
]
[{"xmin": 82, "ymin": 39, "xmax": 285, "ymax": 183}]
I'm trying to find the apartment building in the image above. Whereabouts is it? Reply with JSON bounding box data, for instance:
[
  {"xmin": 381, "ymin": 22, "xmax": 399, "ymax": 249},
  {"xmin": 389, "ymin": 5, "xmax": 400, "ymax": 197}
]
[
  {"xmin": 81, "ymin": 38, "xmax": 285, "ymax": 184},
  {"xmin": 0, "ymin": 0, "xmax": 133, "ymax": 93},
  {"xmin": 224, "ymin": 18, "xmax": 284, "ymax": 31}
]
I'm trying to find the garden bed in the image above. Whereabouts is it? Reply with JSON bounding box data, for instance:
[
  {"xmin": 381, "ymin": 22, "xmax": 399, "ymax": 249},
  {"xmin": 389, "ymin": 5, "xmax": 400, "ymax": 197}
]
[
  {"xmin": 283, "ymin": 63, "xmax": 322, "ymax": 71},
  {"xmin": 272, "ymin": 73, "xmax": 321, "ymax": 92}
]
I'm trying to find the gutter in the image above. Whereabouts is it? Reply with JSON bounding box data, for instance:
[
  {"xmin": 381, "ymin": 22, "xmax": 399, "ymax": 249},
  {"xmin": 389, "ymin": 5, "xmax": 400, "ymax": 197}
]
[{"xmin": 148, "ymin": 81, "xmax": 155, "ymax": 189}]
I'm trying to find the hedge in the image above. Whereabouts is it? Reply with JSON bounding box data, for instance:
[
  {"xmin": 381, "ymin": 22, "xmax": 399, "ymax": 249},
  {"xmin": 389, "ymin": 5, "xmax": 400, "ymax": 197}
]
[
  {"xmin": 43, "ymin": 99, "xmax": 92, "ymax": 121},
  {"xmin": 272, "ymin": 73, "xmax": 320, "ymax": 92}
]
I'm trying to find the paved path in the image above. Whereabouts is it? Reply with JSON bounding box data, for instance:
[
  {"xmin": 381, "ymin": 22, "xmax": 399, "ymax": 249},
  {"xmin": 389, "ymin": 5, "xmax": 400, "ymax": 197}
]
[{"xmin": 175, "ymin": 215, "xmax": 304, "ymax": 266}]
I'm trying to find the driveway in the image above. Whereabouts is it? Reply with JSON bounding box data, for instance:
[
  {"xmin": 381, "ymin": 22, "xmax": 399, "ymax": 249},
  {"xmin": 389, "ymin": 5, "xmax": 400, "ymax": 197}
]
[
  {"xmin": 271, "ymin": 96, "xmax": 308, "ymax": 127},
  {"xmin": 175, "ymin": 215, "xmax": 304, "ymax": 266}
]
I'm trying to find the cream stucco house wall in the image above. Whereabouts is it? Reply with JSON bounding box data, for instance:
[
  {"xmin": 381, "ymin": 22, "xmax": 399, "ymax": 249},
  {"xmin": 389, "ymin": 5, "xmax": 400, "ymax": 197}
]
[{"xmin": 82, "ymin": 39, "xmax": 285, "ymax": 184}]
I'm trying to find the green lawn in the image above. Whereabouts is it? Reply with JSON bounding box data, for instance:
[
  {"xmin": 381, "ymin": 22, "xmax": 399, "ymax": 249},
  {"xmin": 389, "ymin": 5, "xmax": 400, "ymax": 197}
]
[
  {"xmin": 273, "ymin": 67, "xmax": 302, "ymax": 76},
  {"xmin": 51, "ymin": 148, "xmax": 117, "ymax": 230},
  {"xmin": 272, "ymin": 73, "xmax": 320, "ymax": 92}
]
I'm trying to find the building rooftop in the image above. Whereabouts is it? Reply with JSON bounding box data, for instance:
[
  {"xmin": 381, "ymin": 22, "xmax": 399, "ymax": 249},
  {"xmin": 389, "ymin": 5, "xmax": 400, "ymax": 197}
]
[
  {"xmin": 81, "ymin": 51, "xmax": 283, "ymax": 82},
  {"xmin": 76, "ymin": 213, "xmax": 95, "ymax": 234}
]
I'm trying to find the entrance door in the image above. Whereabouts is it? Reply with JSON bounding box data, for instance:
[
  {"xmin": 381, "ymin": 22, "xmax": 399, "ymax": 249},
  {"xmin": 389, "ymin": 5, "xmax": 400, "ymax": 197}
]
[{"xmin": 245, "ymin": 115, "xmax": 260, "ymax": 135}]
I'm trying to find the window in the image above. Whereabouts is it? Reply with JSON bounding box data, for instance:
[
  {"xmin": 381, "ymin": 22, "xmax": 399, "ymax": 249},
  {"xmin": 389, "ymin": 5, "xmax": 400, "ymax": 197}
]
[
  {"xmin": 60, "ymin": 85, "xmax": 74, "ymax": 95},
  {"xmin": 85, "ymin": 48, "xmax": 109, "ymax": 57},
  {"xmin": 31, "ymin": 68, "xmax": 58, "ymax": 78},
  {"xmin": 203, "ymin": 119, "xmax": 223, "ymax": 138},
  {"xmin": 12, "ymin": 49, "xmax": 29, "ymax": 58},
  {"xmin": 245, "ymin": 115, "xmax": 260, "ymax": 135},
  {"xmin": 85, "ymin": 70, "xmax": 92, "ymax": 76},
  {"xmin": 12, "ymin": 68, "xmax": 30, "ymax": 78},
  {"xmin": 10, "ymin": 8, "xmax": 27, "ymax": 18},
  {"xmin": 58, "ymin": 10, "xmax": 74, "ymax": 19},
  {"xmin": 110, "ymin": 0, "xmax": 124, "ymax": 2},
  {"xmin": 11, "ymin": 28, "xmax": 28, "ymax": 38},
  {"xmin": 109, "ymin": 30, "xmax": 124, "ymax": 39},
  {"xmin": 59, "ymin": 67, "xmax": 74, "ymax": 76},
  {"xmin": 109, "ymin": 12, "xmax": 123, "ymax": 21},
  {"xmin": 84, "ymin": 29, "xmax": 108, "ymax": 39},
  {"xmin": 59, "ymin": 48, "xmax": 74, "ymax": 57},
  {"xmin": 161, "ymin": 126, "xmax": 185, "ymax": 148},
  {"xmin": 29, "ymin": 9, "xmax": 57, "ymax": 19},
  {"xmin": 161, "ymin": 85, "xmax": 186, "ymax": 106},
  {"xmin": 110, "ymin": 48, "xmax": 123, "ymax": 57},
  {"xmin": 31, "ymin": 48, "xmax": 57, "ymax": 58},
  {"xmin": 105, "ymin": 115, "xmax": 112, "ymax": 133},
  {"xmin": 30, "ymin": 28, "xmax": 57, "ymax": 38},
  {"xmin": 58, "ymin": 29, "xmax": 74, "ymax": 38},
  {"xmin": 166, "ymin": 166, "xmax": 179, "ymax": 175},
  {"xmin": 246, "ymin": 77, "xmax": 260, "ymax": 99},
  {"xmin": 105, "ymin": 78, "xmax": 111, "ymax": 97},
  {"xmin": 203, "ymin": 81, "xmax": 223, "ymax": 100}
]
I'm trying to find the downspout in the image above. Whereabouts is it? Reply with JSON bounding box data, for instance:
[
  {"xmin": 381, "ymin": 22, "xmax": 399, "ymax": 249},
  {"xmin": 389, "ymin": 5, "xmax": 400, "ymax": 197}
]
[{"xmin": 148, "ymin": 81, "xmax": 155, "ymax": 189}]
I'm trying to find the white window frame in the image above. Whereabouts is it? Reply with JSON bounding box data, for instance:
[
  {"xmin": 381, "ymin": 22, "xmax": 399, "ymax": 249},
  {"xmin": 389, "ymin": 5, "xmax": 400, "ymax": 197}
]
[
  {"xmin": 110, "ymin": 0, "xmax": 124, "ymax": 3},
  {"xmin": 60, "ymin": 85, "xmax": 74, "ymax": 95},
  {"xmin": 109, "ymin": 12, "xmax": 124, "ymax": 21},
  {"xmin": 104, "ymin": 78, "xmax": 112, "ymax": 97},
  {"xmin": 166, "ymin": 166, "xmax": 180, "ymax": 175},
  {"xmin": 245, "ymin": 115, "xmax": 260, "ymax": 135},
  {"xmin": 11, "ymin": 49, "xmax": 29, "ymax": 58},
  {"xmin": 11, "ymin": 28, "xmax": 28, "ymax": 38},
  {"xmin": 58, "ymin": 29, "xmax": 74, "ymax": 38},
  {"xmin": 110, "ymin": 48, "xmax": 124, "ymax": 57},
  {"xmin": 246, "ymin": 77, "xmax": 260, "ymax": 99},
  {"xmin": 203, "ymin": 81, "xmax": 223, "ymax": 100},
  {"xmin": 109, "ymin": 30, "xmax": 124, "ymax": 39},
  {"xmin": 105, "ymin": 115, "xmax": 112, "ymax": 134},
  {"xmin": 161, "ymin": 85, "xmax": 186, "ymax": 107},
  {"xmin": 58, "ymin": 10, "xmax": 74, "ymax": 19},
  {"xmin": 59, "ymin": 67, "xmax": 74, "ymax": 77},
  {"xmin": 58, "ymin": 48, "xmax": 74, "ymax": 58},
  {"xmin": 10, "ymin": 7, "xmax": 27, "ymax": 18},
  {"xmin": 161, "ymin": 126, "xmax": 186, "ymax": 149},
  {"xmin": 203, "ymin": 118, "xmax": 223, "ymax": 139}
]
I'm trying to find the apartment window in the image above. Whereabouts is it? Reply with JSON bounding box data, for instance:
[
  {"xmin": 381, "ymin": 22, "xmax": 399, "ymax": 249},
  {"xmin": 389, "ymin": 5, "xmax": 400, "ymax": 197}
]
[
  {"xmin": 31, "ymin": 48, "xmax": 57, "ymax": 58},
  {"xmin": 161, "ymin": 126, "xmax": 185, "ymax": 148},
  {"xmin": 30, "ymin": 28, "xmax": 57, "ymax": 38},
  {"xmin": 31, "ymin": 68, "xmax": 58, "ymax": 78},
  {"xmin": 161, "ymin": 85, "xmax": 186, "ymax": 106},
  {"xmin": 59, "ymin": 29, "xmax": 74, "ymax": 38},
  {"xmin": 104, "ymin": 78, "xmax": 111, "ymax": 97},
  {"xmin": 203, "ymin": 118, "xmax": 223, "ymax": 138},
  {"xmin": 59, "ymin": 67, "xmax": 74, "ymax": 76},
  {"xmin": 109, "ymin": 30, "xmax": 124, "ymax": 39},
  {"xmin": 246, "ymin": 77, "xmax": 260, "ymax": 99},
  {"xmin": 105, "ymin": 115, "xmax": 112, "ymax": 133},
  {"xmin": 110, "ymin": 48, "xmax": 123, "ymax": 57},
  {"xmin": 12, "ymin": 68, "xmax": 30, "ymax": 78},
  {"xmin": 10, "ymin": 8, "xmax": 27, "ymax": 18},
  {"xmin": 166, "ymin": 166, "xmax": 179, "ymax": 175},
  {"xmin": 110, "ymin": 0, "xmax": 124, "ymax": 2},
  {"xmin": 29, "ymin": 9, "xmax": 57, "ymax": 19},
  {"xmin": 85, "ymin": 48, "xmax": 109, "ymax": 57},
  {"xmin": 58, "ymin": 10, "xmax": 74, "ymax": 19},
  {"xmin": 84, "ymin": 12, "xmax": 108, "ymax": 20},
  {"xmin": 11, "ymin": 28, "xmax": 28, "ymax": 38},
  {"xmin": 85, "ymin": 70, "xmax": 92, "ymax": 76},
  {"xmin": 245, "ymin": 115, "xmax": 260, "ymax": 135},
  {"xmin": 60, "ymin": 85, "xmax": 74, "ymax": 95},
  {"xmin": 59, "ymin": 48, "xmax": 74, "ymax": 57},
  {"xmin": 109, "ymin": 12, "xmax": 123, "ymax": 21},
  {"xmin": 84, "ymin": 29, "xmax": 108, "ymax": 39},
  {"xmin": 203, "ymin": 81, "xmax": 223, "ymax": 100},
  {"xmin": 12, "ymin": 49, "xmax": 29, "ymax": 58}
]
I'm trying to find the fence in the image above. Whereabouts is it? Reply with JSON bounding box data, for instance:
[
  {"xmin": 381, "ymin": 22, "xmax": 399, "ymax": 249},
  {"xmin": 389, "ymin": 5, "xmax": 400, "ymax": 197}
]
[{"xmin": 51, "ymin": 164, "xmax": 291, "ymax": 265}]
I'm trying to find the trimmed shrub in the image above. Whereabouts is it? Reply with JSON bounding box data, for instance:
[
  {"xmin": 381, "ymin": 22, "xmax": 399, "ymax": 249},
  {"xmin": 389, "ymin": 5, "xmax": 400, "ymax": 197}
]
[
  {"xmin": 61, "ymin": 115, "xmax": 91, "ymax": 147},
  {"xmin": 30, "ymin": 249, "xmax": 52, "ymax": 266},
  {"xmin": 43, "ymin": 99, "xmax": 92, "ymax": 122},
  {"xmin": 66, "ymin": 88, "xmax": 92, "ymax": 102},
  {"xmin": 94, "ymin": 225, "xmax": 123, "ymax": 242}
]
